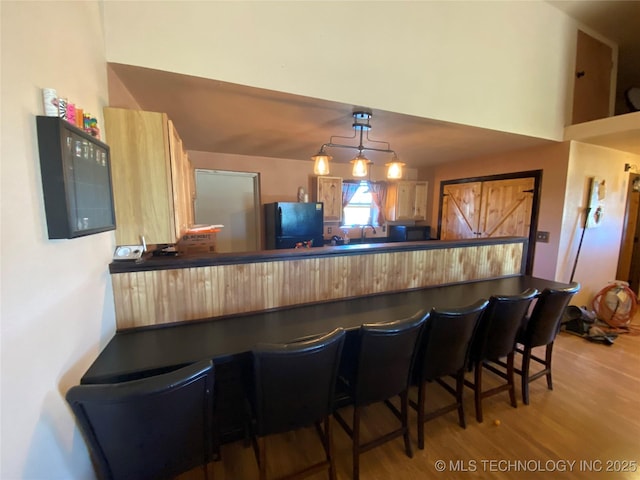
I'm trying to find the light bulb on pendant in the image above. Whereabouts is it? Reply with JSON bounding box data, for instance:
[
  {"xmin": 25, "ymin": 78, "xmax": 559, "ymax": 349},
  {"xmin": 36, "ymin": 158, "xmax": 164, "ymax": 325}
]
[
  {"xmin": 386, "ymin": 159, "xmax": 406, "ymax": 179},
  {"xmin": 351, "ymin": 152, "xmax": 369, "ymax": 178},
  {"xmin": 312, "ymin": 150, "xmax": 331, "ymax": 175}
]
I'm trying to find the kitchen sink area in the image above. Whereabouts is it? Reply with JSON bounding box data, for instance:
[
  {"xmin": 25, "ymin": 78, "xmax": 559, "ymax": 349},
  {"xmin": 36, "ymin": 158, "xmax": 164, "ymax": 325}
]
[{"xmin": 326, "ymin": 225, "xmax": 432, "ymax": 246}]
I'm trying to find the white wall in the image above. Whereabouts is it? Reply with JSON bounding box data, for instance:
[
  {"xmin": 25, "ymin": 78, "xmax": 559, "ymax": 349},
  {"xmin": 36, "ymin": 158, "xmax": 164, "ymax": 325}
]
[
  {"xmin": 0, "ymin": 2, "xmax": 622, "ymax": 477},
  {"xmin": 103, "ymin": 1, "xmax": 576, "ymax": 142},
  {"xmin": 0, "ymin": 2, "xmax": 114, "ymax": 478},
  {"xmin": 557, "ymin": 142, "xmax": 640, "ymax": 305}
]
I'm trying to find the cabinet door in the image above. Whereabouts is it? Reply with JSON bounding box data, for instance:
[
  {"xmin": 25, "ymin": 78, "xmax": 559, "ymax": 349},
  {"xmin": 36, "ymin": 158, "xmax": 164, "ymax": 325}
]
[
  {"xmin": 386, "ymin": 181, "xmax": 428, "ymax": 221},
  {"xmin": 413, "ymin": 181, "xmax": 428, "ymax": 220},
  {"xmin": 105, "ymin": 108, "xmax": 175, "ymax": 245},
  {"xmin": 317, "ymin": 176, "xmax": 342, "ymax": 222},
  {"xmin": 168, "ymin": 120, "xmax": 192, "ymax": 238},
  {"xmin": 441, "ymin": 182, "xmax": 482, "ymax": 240},
  {"xmin": 184, "ymin": 152, "xmax": 195, "ymax": 227},
  {"xmin": 395, "ymin": 182, "xmax": 415, "ymax": 220},
  {"xmin": 479, "ymin": 177, "xmax": 534, "ymax": 238}
]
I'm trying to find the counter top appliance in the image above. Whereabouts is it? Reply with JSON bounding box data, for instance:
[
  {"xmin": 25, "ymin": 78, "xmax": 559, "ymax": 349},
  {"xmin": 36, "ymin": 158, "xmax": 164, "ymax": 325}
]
[
  {"xmin": 388, "ymin": 225, "xmax": 431, "ymax": 242},
  {"xmin": 264, "ymin": 202, "xmax": 324, "ymax": 249}
]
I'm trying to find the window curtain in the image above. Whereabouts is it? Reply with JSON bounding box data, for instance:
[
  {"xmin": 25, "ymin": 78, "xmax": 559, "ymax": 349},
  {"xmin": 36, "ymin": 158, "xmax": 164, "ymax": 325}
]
[
  {"xmin": 342, "ymin": 181, "xmax": 360, "ymax": 210},
  {"xmin": 370, "ymin": 181, "xmax": 388, "ymax": 225}
]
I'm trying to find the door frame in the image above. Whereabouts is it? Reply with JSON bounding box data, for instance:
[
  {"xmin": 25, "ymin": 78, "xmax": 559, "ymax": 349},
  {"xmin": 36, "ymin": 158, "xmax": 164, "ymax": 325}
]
[
  {"xmin": 194, "ymin": 169, "xmax": 262, "ymax": 252},
  {"xmin": 437, "ymin": 170, "xmax": 543, "ymax": 275},
  {"xmin": 616, "ymin": 174, "xmax": 640, "ymax": 294}
]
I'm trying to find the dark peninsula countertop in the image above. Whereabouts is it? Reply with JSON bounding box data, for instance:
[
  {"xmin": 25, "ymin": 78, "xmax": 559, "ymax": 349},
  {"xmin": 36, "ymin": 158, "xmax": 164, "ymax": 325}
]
[
  {"xmin": 109, "ymin": 237, "xmax": 528, "ymax": 274},
  {"xmin": 82, "ymin": 274, "xmax": 568, "ymax": 385}
]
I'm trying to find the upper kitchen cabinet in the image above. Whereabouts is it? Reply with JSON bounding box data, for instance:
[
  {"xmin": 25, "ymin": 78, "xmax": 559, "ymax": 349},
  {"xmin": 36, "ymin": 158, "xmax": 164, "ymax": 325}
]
[
  {"xmin": 104, "ymin": 107, "xmax": 194, "ymax": 245},
  {"xmin": 167, "ymin": 120, "xmax": 195, "ymax": 241},
  {"xmin": 386, "ymin": 181, "xmax": 428, "ymax": 222},
  {"xmin": 316, "ymin": 176, "xmax": 343, "ymax": 222}
]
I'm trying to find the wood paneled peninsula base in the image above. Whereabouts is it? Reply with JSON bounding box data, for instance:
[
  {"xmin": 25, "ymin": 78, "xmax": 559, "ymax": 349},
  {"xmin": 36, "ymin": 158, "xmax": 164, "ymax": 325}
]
[{"xmin": 109, "ymin": 237, "xmax": 528, "ymax": 331}]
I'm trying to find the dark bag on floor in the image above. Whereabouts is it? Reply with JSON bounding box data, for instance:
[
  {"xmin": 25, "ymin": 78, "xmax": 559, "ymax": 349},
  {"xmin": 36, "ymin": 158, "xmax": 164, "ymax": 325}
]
[{"xmin": 561, "ymin": 305, "xmax": 596, "ymax": 335}]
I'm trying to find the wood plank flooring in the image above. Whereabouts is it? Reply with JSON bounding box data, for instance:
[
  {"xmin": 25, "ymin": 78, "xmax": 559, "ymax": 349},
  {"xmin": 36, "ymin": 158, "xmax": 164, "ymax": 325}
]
[{"xmin": 179, "ymin": 325, "xmax": 640, "ymax": 480}]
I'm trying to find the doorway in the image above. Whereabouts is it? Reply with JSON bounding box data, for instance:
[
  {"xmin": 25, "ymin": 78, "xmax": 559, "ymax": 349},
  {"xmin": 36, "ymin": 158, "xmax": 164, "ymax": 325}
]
[
  {"xmin": 572, "ymin": 29, "xmax": 613, "ymax": 124},
  {"xmin": 616, "ymin": 174, "xmax": 640, "ymax": 295},
  {"xmin": 194, "ymin": 169, "xmax": 261, "ymax": 253},
  {"xmin": 438, "ymin": 170, "xmax": 542, "ymax": 275}
]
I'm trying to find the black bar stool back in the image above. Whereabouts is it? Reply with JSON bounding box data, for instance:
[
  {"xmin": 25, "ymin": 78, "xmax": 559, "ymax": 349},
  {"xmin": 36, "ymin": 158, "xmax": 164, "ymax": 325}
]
[
  {"xmin": 516, "ymin": 283, "xmax": 580, "ymax": 404},
  {"xmin": 66, "ymin": 360, "xmax": 215, "ymax": 480},
  {"xmin": 250, "ymin": 328, "xmax": 346, "ymax": 480},
  {"xmin": 465, "ymin": 289, "xmax": 538, "ymax": 422},
  {"xmin": 410, "ymin": 299, "xmax": 489, "ymax": 449},
  {"xmin": 334, "ymin": 310, "xmax": 428, "ymax": 480}
]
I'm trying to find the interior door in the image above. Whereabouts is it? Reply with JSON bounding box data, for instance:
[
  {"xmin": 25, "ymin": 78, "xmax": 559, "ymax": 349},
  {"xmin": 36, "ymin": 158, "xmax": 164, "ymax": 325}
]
[
  {"xmin": 441, "ymin": 182, "xmax": 482, "ymax": 239},
  {"xmin": 617, "ymin": 175, "xmax": 640, "ymax": 294},
  {"xmin": 479, "ymin": 177, "xmax": 534, "ymax": 238},
  {"xmin": 572, "ymin": 29, "xmax": 613, "ymax": 124},
  {"xmin": 194, "ymin": 169, "xmax": 260, "ymax": 253}
]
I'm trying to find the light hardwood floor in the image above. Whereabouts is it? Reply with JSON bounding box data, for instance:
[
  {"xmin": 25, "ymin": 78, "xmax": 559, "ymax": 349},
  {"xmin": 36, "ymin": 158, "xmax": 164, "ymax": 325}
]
[{"xmin": 180, "ymin": 327, "xmax": 640, "ymax": 480}]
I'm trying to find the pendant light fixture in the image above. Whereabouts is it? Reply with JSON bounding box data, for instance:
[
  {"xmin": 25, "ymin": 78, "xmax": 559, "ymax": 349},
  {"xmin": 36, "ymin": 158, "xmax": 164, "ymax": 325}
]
[
  {"xmin": 385, "ymin": 158, "xmax": 406, "ymax": 179},
  {"xmin": 312, "ymin": 148, "xmax": 332, "ymax": 175},
  {"xmin": 351, "ymin": 152, "xmax": 371, "ymax": 178},
  {"xmin": 310, "ymin": 110, "xmax": 404, "ymax": 179}
]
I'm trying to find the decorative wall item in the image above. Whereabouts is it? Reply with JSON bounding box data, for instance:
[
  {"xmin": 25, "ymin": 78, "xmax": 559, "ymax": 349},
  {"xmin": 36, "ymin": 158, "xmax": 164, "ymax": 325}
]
[
  {"xmin": 586, "ymin": 177, "xmax": 606, "ymax": 228},
  {"xmin": 36, "ymin": 116, "xmax": 115, "ymax": 239}
]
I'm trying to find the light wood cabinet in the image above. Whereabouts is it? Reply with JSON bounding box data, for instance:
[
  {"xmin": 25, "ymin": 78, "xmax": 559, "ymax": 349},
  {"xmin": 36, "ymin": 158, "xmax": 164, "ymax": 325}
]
[
  {"xmin": 386, "ymin": 181, "xmax": 429, "ymax": 221},
  {"xmin": 168, "ymin": 120, "xmax": 194, "ymax": 240},
  {"xmin": 316, "ymin": 176, "xmax": 343, "ymax": 222},
  {"xmin": 104, "ymin": 107, "xmax": 194, "ymax": 245}
]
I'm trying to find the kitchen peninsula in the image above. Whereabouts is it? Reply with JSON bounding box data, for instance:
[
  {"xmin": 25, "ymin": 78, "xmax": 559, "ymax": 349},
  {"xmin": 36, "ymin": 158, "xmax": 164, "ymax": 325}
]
[{"xmin": 110, "ymin": 237, "xmax": 528, "ymax": 330}]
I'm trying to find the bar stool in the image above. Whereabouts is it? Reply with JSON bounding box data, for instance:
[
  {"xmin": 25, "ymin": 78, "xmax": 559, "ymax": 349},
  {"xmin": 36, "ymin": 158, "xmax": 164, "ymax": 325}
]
[
  {"xmin": 515, "ymin": 283, "xmax": 580, "ymax": 404},
  {"xmin": 465, "ymin": 289, "xmax": 538, "ymax": 422},
  {"xmin": 333, "ymin": 310, "xmax": 428, "ymax": 480},
  {"xmin": 66, "ymin": 360, "xmax": 216, "ymax": 480},
  {"xmin": 250, "ymin": 328, "xmax": 345, "ymax": 480},
  {"xmin": 410, "ymin": 299, "xmax": 488, "ymax": 449}
]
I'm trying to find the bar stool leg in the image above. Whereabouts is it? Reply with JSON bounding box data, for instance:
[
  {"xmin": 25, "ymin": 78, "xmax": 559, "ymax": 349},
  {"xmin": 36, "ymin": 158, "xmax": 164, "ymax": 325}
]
[
  {"xmin": 326, "ymin": 417, "xmax": 336, "ymax": 480},
  {"xmin": 545, "ymin": 343, "xmax": 554, "ymax": 390},
  {"xmin": 417, "ymin": 381, "xmax": 426, "ymax": 450},
  {"xmin": 353, "ymin": 407, "xmax": 361, "ymax": 480},
  {"xmin": 401, "ymin": 390, "xmax": 413, "ymax": 458},
  {"xmin": 507, "ymin": 351, "xmax": 517, "ymax": 408},
  {"xmin": 258, "ymin": 436, "xmax": 267, "ymax": 480},
  {"xmin": 521, "ymin": 347, "xmax": 532, "ymax": 405},
  {"xmin": 455, "ymin": 370, "xmax": 466, "ymax": 428},
  {"xmin": 474, "ymin": 361, "xmax": 483, "ymax": 422}
]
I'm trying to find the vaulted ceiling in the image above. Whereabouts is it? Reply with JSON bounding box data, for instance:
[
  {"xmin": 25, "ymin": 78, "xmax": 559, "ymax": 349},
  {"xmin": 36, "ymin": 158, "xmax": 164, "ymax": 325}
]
[
  {"xmin": 109, "ymin": 2, "xmax": 640, "ymax": 169},
  {"xmin": 109, "ymin": 62, "xmax": 556, "ymax": 169}
]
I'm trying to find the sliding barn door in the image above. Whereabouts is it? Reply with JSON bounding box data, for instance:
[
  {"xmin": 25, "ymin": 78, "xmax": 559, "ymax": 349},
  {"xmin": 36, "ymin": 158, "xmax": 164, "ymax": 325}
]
[
  {"xmin": 479, "ymin": 177, "xmax": 534, "ymax": 238},
  {"xmin": 441, "ymin": 177, "xmax": 534, "ymax": 240},
  {"xmin": 441, "ymin": 182, "xmax": 482, "ymax": 239}
]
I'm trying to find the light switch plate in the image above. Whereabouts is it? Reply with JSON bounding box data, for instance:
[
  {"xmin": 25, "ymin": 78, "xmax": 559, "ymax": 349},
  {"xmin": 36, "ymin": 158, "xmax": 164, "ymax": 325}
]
[{"xmin": 536, "ymin": 231, "xmax": 550, "ymax": 243}]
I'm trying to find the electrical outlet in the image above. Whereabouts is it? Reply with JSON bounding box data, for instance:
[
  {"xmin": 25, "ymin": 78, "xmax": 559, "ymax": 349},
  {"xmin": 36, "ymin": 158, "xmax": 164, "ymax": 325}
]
[
  {"xmin": 536, "ymin": 231, "xmax": 550, "ymax": 243},
  {"xmin": 327, "ymin": 227, "xmax": 332, "ymax": 234}
]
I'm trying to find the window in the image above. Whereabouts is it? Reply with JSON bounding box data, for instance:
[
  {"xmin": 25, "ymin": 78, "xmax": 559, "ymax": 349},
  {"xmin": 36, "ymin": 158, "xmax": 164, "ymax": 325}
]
[{"xmin": 343, "ymin": 181, "xmax": 378, "ymax": 226}]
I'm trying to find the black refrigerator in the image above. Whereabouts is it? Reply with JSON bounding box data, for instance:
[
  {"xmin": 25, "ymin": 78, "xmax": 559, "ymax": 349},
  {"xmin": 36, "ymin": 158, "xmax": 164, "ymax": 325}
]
[{"xmin": 264, "ymin": 202, "xmax": 324, "ymax": 249}]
